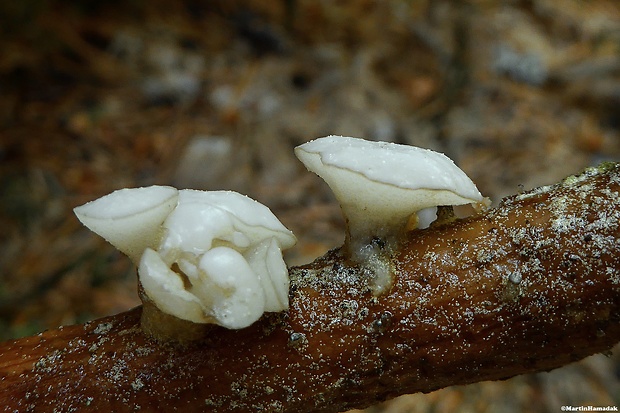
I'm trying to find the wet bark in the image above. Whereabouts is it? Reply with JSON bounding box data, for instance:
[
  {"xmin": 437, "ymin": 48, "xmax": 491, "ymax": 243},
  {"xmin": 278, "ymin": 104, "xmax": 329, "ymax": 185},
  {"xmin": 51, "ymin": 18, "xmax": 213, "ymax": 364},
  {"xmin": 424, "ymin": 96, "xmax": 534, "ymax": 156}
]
[{"xmin": 1, "ymin": 164, "xmax": 619, "ymax": 412}]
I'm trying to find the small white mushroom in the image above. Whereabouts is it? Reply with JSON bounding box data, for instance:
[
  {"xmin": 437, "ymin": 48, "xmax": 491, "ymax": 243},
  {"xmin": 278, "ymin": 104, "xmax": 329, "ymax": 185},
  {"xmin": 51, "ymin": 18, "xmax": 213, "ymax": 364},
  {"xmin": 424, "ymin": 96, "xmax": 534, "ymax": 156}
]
[
  {"xmin": 295, "ymin": 136, "xmax": 487, "ymax": 295},
  {"xmin": 74, "ymin": 186, "xmax": 296, "ymax": 330},
  {"xmin": 295, "ymin": 135, "xmax": 486, "ymax": 244}
]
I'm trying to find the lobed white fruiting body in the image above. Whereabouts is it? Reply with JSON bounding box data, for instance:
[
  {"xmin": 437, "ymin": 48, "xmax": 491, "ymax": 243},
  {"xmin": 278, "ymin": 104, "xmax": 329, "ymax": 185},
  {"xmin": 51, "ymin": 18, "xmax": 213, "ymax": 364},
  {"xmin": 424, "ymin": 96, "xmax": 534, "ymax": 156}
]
[{"xmin": 74, "ymin": 187, "xmax": 296, "ymax": 329}]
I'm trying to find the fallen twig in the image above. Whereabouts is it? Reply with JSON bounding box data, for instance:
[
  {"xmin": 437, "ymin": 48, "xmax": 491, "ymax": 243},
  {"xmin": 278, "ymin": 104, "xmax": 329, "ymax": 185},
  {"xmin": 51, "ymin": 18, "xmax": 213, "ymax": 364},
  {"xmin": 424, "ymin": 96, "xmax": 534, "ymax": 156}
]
[{"xmin": 1, "ymin": 164, "xmax": 619, "ymax": 412}]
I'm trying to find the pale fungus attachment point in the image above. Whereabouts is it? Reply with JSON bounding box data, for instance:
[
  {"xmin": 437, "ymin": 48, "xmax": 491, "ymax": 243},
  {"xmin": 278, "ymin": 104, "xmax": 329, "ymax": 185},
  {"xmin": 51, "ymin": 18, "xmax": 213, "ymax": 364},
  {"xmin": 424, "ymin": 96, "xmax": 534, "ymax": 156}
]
[
  {"xmin": 74, "ymin": 186, "xmax": 296, "ymax": 334},
  {"xmin": 295, "ymin": 135, "xmax": 487, "ymax": 294}
]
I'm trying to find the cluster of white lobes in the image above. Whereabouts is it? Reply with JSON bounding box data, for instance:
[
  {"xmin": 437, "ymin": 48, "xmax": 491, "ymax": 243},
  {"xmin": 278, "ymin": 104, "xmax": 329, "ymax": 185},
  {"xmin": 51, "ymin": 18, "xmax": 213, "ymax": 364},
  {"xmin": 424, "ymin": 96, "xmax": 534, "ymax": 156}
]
[{"xmin": 74, "ymin": 136, "xmax": 486, "ymax": 329}]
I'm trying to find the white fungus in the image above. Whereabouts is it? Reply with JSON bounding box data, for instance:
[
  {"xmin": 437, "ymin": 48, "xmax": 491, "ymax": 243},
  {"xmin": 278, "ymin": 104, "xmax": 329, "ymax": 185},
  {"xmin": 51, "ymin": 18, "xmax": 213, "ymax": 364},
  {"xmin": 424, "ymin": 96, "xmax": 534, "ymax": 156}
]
[
  {"xmin": 74, "ymin": 186, "xmax": 296, "ymax": 329},
  {"xmin": 295, "ymin": 135, "xmax": 486, "ymax": 295},
  {"xmin": 295, "ymin": 136, "xmax": 486, "ymax": 243}
]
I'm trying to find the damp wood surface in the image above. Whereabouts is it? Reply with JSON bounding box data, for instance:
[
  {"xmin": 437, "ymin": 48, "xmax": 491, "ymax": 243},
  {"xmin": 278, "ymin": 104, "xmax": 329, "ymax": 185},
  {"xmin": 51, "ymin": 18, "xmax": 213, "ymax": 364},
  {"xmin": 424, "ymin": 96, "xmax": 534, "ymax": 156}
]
[{"xmin": 1, "ymin": 164, "xmax": 619, "ymax": 413}]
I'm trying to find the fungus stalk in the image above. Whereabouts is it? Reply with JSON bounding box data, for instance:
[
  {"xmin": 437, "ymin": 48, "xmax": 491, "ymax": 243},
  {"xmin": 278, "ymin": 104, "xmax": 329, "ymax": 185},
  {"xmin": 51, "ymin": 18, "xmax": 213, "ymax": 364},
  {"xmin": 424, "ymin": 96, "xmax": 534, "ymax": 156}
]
[{"xmin": 1, "ymin": 163, "xmax": 620, "ymax": 412}]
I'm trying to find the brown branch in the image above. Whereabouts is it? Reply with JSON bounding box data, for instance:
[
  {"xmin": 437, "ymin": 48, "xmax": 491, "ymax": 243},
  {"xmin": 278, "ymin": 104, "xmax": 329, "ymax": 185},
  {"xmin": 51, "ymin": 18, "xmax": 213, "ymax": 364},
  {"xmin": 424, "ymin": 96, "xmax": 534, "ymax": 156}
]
[{"xmin": 2, "ymin": 164, "xmax": 620, "ymax": 412}]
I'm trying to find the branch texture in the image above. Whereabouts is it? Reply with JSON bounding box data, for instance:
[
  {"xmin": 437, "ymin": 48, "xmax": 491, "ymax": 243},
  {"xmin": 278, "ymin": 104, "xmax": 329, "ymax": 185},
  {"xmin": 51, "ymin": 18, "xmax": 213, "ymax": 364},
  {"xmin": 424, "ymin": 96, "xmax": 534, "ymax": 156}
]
[{"xmin": 1, "ymin": 164, "xmax": 620, "ymax": 412}]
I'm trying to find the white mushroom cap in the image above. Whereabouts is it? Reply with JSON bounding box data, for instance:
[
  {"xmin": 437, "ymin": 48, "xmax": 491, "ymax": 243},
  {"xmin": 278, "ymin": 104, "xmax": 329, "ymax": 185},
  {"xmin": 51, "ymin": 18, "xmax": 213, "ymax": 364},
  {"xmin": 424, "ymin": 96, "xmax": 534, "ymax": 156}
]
[
  {"xmin": 73, "ymin": 186, "xmax": 179, "ymax": 263},
  {"xmin": 295, "ymin": 136, "xmax": 485, "ymax": 244},
  {"xmin": 159, "ymin": 190, "xmax": 296, "ymax": 257}
]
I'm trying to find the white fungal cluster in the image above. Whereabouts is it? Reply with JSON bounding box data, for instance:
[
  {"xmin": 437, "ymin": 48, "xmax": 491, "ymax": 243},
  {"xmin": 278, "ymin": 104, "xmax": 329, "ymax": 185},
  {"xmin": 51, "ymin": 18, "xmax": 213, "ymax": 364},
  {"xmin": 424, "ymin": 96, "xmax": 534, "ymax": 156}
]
[
  {"xmin": 74, "ymin": 186, "xmax": 296, "ymax": 329},
  {"xmin": 75, "ymin": 135, "xmax": 486, "ymax": 329}
]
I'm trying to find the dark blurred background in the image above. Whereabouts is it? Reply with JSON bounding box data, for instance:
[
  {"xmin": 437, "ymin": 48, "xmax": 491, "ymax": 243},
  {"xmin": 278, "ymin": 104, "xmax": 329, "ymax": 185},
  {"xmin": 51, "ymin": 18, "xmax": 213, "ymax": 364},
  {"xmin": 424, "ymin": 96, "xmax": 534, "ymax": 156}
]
[{"xmin": 1, "ymin": 1, "xmax": 619, "ymax": 411}]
